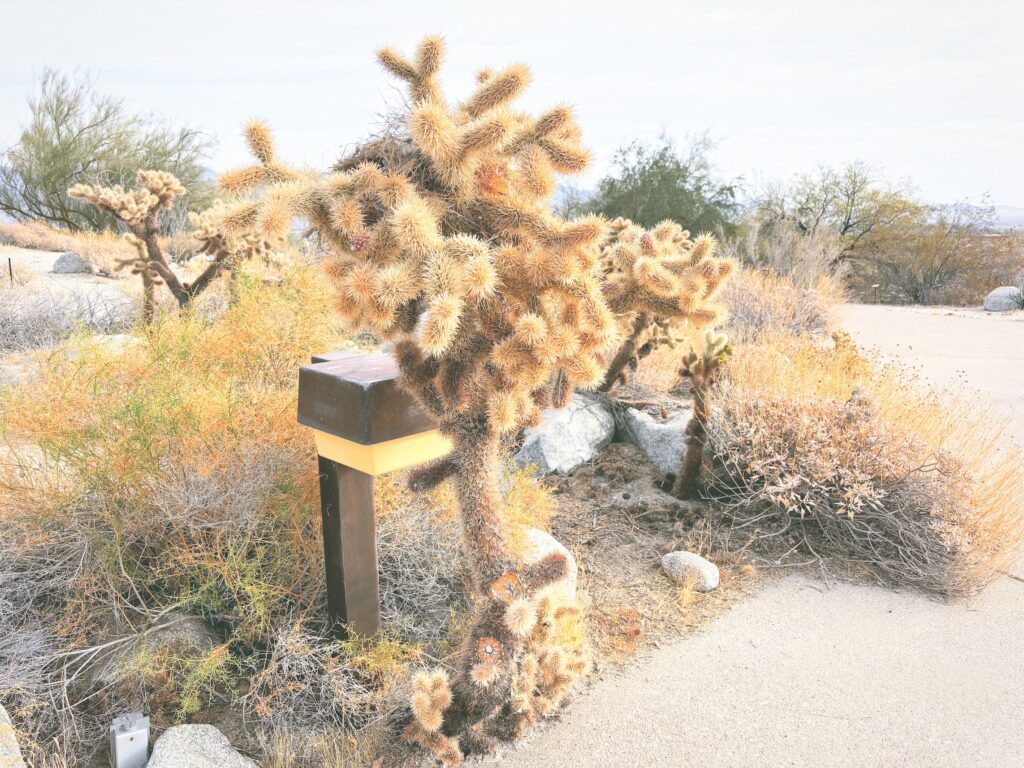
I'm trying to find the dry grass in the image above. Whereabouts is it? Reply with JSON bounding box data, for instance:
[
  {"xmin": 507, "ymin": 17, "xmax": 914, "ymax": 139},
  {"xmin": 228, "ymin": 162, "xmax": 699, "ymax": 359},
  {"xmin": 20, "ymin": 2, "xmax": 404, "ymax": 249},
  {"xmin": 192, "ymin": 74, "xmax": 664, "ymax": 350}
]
[
  {"xmin": 0, "ymin": 221, "xmax": 134, "ymax": 273},
  {"xmin": 631, "ymin": 265, "xmax": 845, "ymax": 393},
  {"xmin": 0, "ymin": 288, "xmax": 135, "ymax": 351},
  {"xmin": 704, "ymin": 331, "xmax": 1024, "ymax": 595},
  {"xmin": 721, "ymin": 267, "xmax": 844, "ymax": 340},
  {"xmin": 0, "ymin": 266, "xmax": 342, "ymax": 764}
]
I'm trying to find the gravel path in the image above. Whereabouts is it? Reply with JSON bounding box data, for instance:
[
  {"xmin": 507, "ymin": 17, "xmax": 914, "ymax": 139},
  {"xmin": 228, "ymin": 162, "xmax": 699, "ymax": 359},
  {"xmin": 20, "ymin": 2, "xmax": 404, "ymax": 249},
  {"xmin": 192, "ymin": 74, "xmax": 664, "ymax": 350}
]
[{"xmin": 497, "ymin": 303, "xmax": 1024, "ymax": 768}]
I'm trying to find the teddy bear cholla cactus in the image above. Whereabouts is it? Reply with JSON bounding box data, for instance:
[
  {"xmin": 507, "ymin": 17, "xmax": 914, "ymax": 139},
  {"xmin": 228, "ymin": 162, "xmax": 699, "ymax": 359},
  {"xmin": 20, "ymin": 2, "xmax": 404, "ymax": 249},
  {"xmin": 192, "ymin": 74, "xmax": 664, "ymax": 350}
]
[
  {"xmin": 68, "ymin": 171, "xmax": 267, "ymax": 322},
  {"xmin": 598, "ymin": 217, "xmax": 734, "ymax": 392},
  {"xmin": 406, "ymin": 594, "xmax": 589, "ymax": 757},
  {"xmin": 674, "ymin": 330, "xmax": 732, "ymax": 498},
  {"xmin": 211, "ymin": 37, "xmax": 729, "ymax": 762}
]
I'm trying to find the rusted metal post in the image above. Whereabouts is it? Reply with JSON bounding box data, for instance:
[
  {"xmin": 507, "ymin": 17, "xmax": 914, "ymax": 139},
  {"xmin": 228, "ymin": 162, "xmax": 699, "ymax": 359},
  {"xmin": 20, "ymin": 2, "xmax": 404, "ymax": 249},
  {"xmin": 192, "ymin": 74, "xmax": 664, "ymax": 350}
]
[{"xmin": 298, "ymin": 351, "xmax": 452, "ymax": 639}]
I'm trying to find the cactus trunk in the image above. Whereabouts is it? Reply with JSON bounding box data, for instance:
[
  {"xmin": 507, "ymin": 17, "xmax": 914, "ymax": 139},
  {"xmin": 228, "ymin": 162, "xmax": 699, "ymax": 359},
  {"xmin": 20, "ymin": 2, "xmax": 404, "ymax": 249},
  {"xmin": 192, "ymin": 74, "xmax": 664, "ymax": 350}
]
[
  {"xmin": 598, "ymin": 312, "xmax": 649, "ymax": 392},
  {"xmin": 449, "ymin": 419, "xmax": 518, "ymax": 589},
  {"xmin": 674, "ymin": 381, "xmax": 710, "ymax": 499}
]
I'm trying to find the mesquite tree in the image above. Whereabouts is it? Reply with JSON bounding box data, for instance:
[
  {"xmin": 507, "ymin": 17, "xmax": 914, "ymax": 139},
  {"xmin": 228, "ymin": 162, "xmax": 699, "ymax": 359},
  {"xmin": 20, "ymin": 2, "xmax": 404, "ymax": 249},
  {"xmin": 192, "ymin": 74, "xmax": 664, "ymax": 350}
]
[
  {"xmin": 212, "ymin": 37, "xmax": 732, "ymax": 762},
  {"xmin": 69, "ymin": 171, "xmax": 266, "ymax": 323}
]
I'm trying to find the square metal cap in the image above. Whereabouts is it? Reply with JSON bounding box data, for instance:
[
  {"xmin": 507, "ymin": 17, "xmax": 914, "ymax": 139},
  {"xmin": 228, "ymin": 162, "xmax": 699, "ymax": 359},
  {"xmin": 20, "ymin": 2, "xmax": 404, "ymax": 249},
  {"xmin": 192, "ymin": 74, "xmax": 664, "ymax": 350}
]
[{"xmin": 297, "ymin": 351, "xmax": 437, "ymax": 445}]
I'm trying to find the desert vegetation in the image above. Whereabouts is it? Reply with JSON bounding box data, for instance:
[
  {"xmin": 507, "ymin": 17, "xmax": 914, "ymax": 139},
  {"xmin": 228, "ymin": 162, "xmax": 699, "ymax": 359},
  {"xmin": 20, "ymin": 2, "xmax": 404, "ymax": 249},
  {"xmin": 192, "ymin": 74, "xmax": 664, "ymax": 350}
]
[
  {"xmin": 0, "ymin": 70, "xmax": 211, "ymax": 234},
  {"xmin": 700, "ymin": 332, "xmax": 1024, "ymax": 596},
  {"xmin": 0, "ymin": 24, "xmax": 1022, "ymax": 768}
]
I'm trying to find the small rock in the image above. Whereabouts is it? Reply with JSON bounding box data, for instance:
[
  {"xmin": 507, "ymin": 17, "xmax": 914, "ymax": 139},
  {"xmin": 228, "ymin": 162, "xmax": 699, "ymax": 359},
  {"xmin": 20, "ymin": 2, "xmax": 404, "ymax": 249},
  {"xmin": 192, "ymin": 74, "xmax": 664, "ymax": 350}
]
[
  {"xmin": 514, "ymin": 394, "xmax": 615, "ymax": 475},
  {"xmin": 622, "ymin": 407, "xmax": 693, "ymax": 476},
  {"xmin": 0, "ymin": 704, "xmax": 27, "ymax": 768},
  {"xmin": 51, "ymin": 252, "xmax": 97, "ymax": 274},
  {"xmin": 661, "ymin": 551, "xmax": 719, "ymax": 592},
  {"xmin": 983, "ymin": 286, "xmax": 1023, "ymax": 312},
  {"xmin": 146, "ymin": 725, "xmax": 257, "ymax": 768},
  {"xmin": 518, "ymin": 527, "xmax": 578, "ymax": 602}
]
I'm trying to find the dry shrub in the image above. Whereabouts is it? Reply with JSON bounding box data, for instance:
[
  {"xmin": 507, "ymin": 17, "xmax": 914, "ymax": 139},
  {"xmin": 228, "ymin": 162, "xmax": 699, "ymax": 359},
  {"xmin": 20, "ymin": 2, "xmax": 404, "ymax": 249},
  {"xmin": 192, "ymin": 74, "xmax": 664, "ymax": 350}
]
[
  {"xmin": 716, "ymin": 221, "xmax": 846, "ymax": 341},
  {"xmin": 721, "ymin": 267, "xmax": 843, "ymax": 341},
  {"xmin": 0, "ymin": 265, "xmax": 340, "ymax": 763},
  {"xmin": 0, "ymin": 220, "xmax": 133, "ymax": 273},
  {"xmin": 0, "ymin": 287, "xmax": 135, "ymax": 351},
  {"xmin": 722, "ymin": 220, "xmax": 843, "ymax": 286},
  {"xmin": 245, "ymin": 623, "xmax": 418, "ymax": 764},
  {"xmin": 238, "ymin": 466, "xmax": 564, "ymax": 766},
  {"xmin": 705, "ymin": 332, "xmax": 1024, "ymax": 596},
  {"xmin": 0, "ymin": 270, "xmax": 567, "ymax": 765},
  {"xmin": 376, "ymin": 497, "xmax": 471, "ymax": 644}
]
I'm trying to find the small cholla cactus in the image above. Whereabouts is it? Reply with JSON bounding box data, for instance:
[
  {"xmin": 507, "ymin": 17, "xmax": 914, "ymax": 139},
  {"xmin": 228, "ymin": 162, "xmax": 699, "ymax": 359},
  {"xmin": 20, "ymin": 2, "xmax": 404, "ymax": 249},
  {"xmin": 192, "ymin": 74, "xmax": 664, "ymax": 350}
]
[
  {"xmin": 69, "ymin": 171, "xmax": 267, "ymax": 323},
  {"xmin": 597, "ymin": 217, "xmax": 734, "ymax": 391},
  {"xmin": 673, "ymin": 330, "xmax": 732, "ymax": 499}
]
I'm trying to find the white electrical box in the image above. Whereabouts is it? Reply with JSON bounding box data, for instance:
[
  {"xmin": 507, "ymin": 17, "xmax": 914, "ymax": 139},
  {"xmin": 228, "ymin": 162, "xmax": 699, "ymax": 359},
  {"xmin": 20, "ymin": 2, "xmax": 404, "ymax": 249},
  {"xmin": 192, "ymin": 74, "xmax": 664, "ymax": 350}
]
[{"xmin": 108, "ymin": 712, "xmax": 149, "ymax": 768}]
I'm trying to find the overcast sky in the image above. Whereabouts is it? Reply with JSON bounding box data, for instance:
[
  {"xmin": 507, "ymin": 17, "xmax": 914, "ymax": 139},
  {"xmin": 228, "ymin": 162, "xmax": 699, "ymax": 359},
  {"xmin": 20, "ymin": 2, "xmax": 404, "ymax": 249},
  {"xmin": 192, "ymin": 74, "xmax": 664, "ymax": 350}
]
[{"xmin": 2, "ymin": 0, "xmax": 1021, "ymax": 206}]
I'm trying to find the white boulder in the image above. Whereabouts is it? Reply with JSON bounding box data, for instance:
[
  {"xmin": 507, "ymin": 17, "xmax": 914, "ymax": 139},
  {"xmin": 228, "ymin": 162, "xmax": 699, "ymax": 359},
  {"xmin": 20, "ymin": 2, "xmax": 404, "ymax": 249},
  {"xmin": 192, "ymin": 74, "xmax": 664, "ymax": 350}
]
[
  {"xmin": 622, "ymin": 407, "xmax": 693, "ymax": 476},
  {"xmin": 514, "ymin": 395, "xmax": 615, "ymax": 475},
  {"xmin": 0, "ymin": 704, "xmax": 27, "ymax": 768},
  {"xmin": 52, "ymin": 252, "xmax": 97, "ymax": 274},
  {"xmin": 661, "ymin": 551, "xmax": 719, "ymax": 592},
  {"xmin": 983, "ymin": 286, "xmax": 1023, "ymax": 312},
  {"xmin": 146, "ymin": 725, "xmax": 257, "ymax": 768}
]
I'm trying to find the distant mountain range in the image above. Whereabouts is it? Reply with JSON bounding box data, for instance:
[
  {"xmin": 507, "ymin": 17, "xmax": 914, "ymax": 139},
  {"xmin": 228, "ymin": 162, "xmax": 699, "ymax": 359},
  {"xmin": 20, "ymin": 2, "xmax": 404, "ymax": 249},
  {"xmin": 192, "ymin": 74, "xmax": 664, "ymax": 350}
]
[{"xmin": 994, "ymin": 206, "xmax": 1024, "ymax": 230}]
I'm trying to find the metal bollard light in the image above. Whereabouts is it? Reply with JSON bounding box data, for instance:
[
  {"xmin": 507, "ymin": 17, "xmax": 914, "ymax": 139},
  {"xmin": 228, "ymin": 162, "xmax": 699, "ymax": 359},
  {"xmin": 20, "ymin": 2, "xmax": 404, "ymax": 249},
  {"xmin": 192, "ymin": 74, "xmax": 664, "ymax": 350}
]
[{"xmin": 297, "ymin": 351, "xmax": 452, "ymax": 638}]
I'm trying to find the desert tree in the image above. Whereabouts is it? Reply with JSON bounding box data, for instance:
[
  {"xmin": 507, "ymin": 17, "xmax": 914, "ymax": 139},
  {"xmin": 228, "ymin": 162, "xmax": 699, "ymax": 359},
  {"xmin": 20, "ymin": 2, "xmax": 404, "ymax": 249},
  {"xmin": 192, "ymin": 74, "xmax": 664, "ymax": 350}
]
[
  {"xmin": 858, "ymin": 201, "xmax": 1009, "ymax": 304},
  {"xmin": 755, "ymin": 161, "xmax": 920, "ymax": 263},
  {"xmin": 576, "ymin": 135, "xmax": 740, "ymax": 235},
  {"xmin": 211, "ymin": 37, "xmax": 732, "ymax": 761},
  {"xmin": 69, "ymin": 171, "xmax": 267, "ymax": 323},
  {"xmin": 1, "ymin": 69, "xmax": 212, "ymax": 232}
]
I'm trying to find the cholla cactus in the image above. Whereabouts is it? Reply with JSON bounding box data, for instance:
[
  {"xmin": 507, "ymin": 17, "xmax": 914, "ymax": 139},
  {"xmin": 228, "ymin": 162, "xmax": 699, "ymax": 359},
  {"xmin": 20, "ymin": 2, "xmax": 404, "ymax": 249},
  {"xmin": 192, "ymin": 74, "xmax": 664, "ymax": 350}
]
[
  {"xmin": 213, "ymin": 37, "xmax": 729, "ymax": 761},
  {"xmin": 598, "ymin": 218, "xmax": 734, "ymax": 391},
  {"xmin": 68, "ymin": 171, "xmax": 266, "ymax": 323},
  {"xmin": 673, "ymin": 330, "xmax": 732, "ymax": 498}
]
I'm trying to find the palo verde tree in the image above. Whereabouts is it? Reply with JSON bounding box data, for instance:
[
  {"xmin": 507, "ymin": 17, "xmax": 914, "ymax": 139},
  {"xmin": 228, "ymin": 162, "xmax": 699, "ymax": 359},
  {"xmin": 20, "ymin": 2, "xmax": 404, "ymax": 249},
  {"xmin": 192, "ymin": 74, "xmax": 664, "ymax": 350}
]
[
  {"xmin": 1, "ymin": 69, "xmax": 211, "ymax": 232},
  {"xmin": 212, "ymin": 37, "xmax": 731, "ymax": 762},
  {"xmin": 69, "ymin": 171, "xmax": 267, "ymax": 323}
]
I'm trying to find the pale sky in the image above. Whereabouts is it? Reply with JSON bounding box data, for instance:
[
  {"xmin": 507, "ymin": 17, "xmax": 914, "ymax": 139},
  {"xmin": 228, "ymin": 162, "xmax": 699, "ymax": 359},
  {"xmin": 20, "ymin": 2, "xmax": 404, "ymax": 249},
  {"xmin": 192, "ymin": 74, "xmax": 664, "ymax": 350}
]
[{"xmin": 2, "ymin": 0, "xmax": 1022, "ymax": 206}]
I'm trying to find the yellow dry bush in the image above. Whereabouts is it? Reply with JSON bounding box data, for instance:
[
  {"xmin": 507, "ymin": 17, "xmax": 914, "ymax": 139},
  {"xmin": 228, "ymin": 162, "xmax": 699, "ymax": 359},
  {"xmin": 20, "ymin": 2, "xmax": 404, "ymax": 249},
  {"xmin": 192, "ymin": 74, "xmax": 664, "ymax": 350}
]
[
  {"xmin": 0, "ymin": 265, "xmax": 346, "ymax": 763},
  {"xmin": 707, "ymin": 331, "xmax": 1024, "ymax": 595}
]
